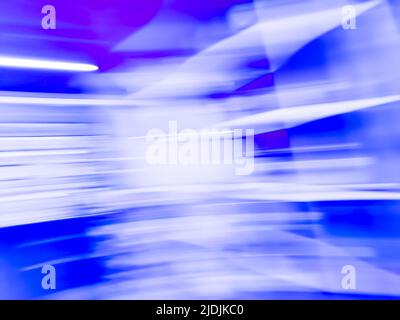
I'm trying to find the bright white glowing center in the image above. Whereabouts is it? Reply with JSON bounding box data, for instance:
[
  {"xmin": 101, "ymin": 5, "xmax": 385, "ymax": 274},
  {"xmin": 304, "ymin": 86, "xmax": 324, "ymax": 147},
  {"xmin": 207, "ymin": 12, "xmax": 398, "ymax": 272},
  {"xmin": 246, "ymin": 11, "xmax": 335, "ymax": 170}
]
[{"xmin": 0, "ymin": 56, "xmax": 98, "ymax": 72}]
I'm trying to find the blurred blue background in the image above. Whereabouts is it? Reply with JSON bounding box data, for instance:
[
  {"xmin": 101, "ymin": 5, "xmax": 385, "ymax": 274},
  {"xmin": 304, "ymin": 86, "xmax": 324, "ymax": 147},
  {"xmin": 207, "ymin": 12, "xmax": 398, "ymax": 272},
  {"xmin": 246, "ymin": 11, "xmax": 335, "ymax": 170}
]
[{"xmin": 0, "ymin": 0, "xmax": 400, "ymax": 299}]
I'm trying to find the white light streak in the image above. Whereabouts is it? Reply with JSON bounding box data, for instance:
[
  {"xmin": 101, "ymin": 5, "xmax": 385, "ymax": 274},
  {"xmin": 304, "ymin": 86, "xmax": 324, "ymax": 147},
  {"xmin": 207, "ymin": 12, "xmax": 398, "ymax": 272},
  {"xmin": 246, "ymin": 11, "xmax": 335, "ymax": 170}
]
[{"xmin": 0, "ymin": 56, "xmax": 98, "ymax": 72}]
